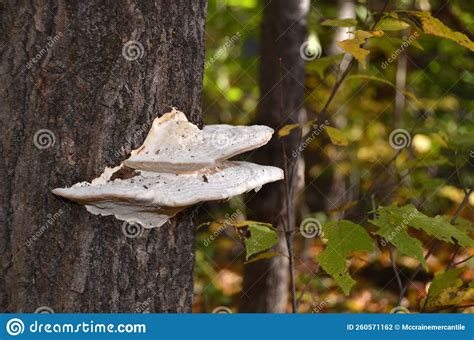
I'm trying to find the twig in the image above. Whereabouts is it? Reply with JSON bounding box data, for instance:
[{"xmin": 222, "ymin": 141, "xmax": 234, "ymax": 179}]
[
  {"xmin": 296, "ymin": 277, "xmax": 313, "ymax": 311},
  {"xmin": 451, "ymin": 255, "xmax": 473, "ymax": 267},
  {"xmin": 280, "ymin": 0, "xmax": 392, "ymax": 312},
  {"xmin": 398, "ymin": 188, "xmax": 473, "ymax": 306},
  {"xmin": 424, "ymin": 303, "xmax": 474, "ymax": 313},
  {"xmin": 445, "ymin": 188, "xmax": 473, "ymax": 270},
  {"xmin": 279, "ymin": 58, "xmax": 297, "ymax": 313},
  {"xmin": 372, "ymin": 193, "xmax": 404, "ymax": 298}
]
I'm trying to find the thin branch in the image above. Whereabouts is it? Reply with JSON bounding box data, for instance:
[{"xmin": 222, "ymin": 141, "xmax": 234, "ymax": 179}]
[
  {"xmin": 445, "ymin": 188, "xmax": 473, "ymax": 270},
  {"xmin": 280, "ymin": 0, "xmax": 392, "ymax": 312},
  {"xmin": 296, "ymin": 277, "xmax": 313, "ymax": 311},
  {"xmin": 398, "ymin": 188, "xmax": 473, "ymax": 306},
  {"xmin": 279, "ymin": 58, "xmax": 297, "ymax": 313},
  {"xmin": 451, "ymin": 255, "xmax": 473, "ymax": 267}
]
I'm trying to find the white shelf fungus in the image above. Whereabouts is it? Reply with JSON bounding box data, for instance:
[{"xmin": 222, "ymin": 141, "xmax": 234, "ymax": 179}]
[{"xmin": 52, "ymin": 109, "xmax": 283, "ymax": 228}]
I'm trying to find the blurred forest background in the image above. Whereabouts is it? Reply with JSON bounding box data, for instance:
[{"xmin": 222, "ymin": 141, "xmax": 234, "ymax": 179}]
[{"xmin": 193, "ymin": 0, "xmax": 474, "ymax": 313}]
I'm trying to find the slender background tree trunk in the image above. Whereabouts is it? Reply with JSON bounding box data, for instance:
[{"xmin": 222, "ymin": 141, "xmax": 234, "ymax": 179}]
[
  {"xmin": 0, "ymin": 0, "xmax": 206, "ymax": 312},
  {"xmin": 239, "ymin": 0, "xmax": 309, "ymax": 313}
]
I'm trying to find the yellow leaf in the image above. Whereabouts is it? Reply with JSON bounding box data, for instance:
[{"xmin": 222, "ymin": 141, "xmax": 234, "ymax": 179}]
[
  {"xmin": 325, "ymin": 126, "xmax": 349, "ymax": 146},
  {"xmin": 278, "ymin": 123, "xmax": 300, "ymax": 137},
  {"xmin": 411, "ymin": 11, "xmax": 474, "ymax": 51},
  {"xmin": 371, "ymin": 30, "xmax": 384, "ymax": 37},
  {"xmin": 321, "ymin": 18, "xmax": 358, "ymax": 27},
  {"xmin": 244, "ymin": 251, "xmax": 279, "ymax": 264},
  {"xmin": 375, "ymin": 17, "xmax": 411, "ymax": 31},
  {"xmin": 336, "ymin": 30, "xmax": 383, "ymax": 68}
]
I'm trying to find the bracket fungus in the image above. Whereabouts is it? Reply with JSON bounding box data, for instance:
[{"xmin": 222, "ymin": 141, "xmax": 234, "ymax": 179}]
[{"xmin": 52, "ymin": 109, "xmax": 283, "ymax": 228}]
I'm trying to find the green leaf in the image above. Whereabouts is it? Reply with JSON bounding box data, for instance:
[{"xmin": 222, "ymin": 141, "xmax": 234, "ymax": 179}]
[
  {"xmin": 227, "ymin": 0, "xmax": 257, "ymax": 9},
  {"xmin": 321, "ymin": 18, "xmax": 358, "ymax": 27},
  {"xmin": 370, "ymin": 205, "xmax": 474, "ymax": 269},
  {"xmin": 244, "ymin": 224, "xmax": 278, "ymax": 260},
  {"xmin": 325, "ymin": 126, "xmax": 349, "ymax": 146},
  {"xmin": 336, "ymin": 30, "xmax": 383, "ymax": 68},
  {"xmin": 408, "ymin": 11, "xmax": 474, "ymax": 51},
  {"xmin": 317, "ymin": 220, "xmax": 374, "ymax": 295},
  {"xmin": 442, "ymin": 216, "xmax": 474, "ymax": 233},
  {"xmin": 429, "ymin": 268, "xmax": 463, "ymax": 298},
  {"xmin": 370, "ymin": 205, "xmax": 427, "ymax": 269},
  {"xmin": 375, "ymin": 17, "xmax": 411, "ymax": 31},
  {"xmin": 423, "ymin": 269, "xmax": 473, "ymax": 309},
  {"xmin": 384, "ymin": 36, "xmax": 424, "ymax": 50},
  {"xmin": 306, "ymin": 54, "xmax": 344, "ymax": 79}
]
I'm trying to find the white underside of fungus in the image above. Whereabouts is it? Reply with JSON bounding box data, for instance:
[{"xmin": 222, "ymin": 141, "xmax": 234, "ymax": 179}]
[{"xmin": 53, "ymin": 109, "xmax": 283, "ymax": 228}]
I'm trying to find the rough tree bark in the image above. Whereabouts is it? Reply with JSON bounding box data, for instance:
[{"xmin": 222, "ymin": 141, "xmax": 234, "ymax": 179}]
[
  {"xmin": 239, "ymin": 0, "xmax": 309, "ymax": 313},
  {"xmin": 0, "ymin": 0, "xmax": 206, "ymax": 312}
]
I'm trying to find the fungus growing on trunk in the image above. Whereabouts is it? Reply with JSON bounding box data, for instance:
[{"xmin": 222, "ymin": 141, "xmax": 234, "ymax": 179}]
[{"xmin": 52, "ymin": 109, "xmax": 283, "ymax": 228}]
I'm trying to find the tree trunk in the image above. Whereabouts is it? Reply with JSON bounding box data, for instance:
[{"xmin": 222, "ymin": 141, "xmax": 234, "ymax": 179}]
[
  {"xmin": 239, "ymin": 0, "xmax": 309, "ymax": 313},
  {"xmin": 0, "ymin": 0, "xmax": 206, "ymax": 313}
]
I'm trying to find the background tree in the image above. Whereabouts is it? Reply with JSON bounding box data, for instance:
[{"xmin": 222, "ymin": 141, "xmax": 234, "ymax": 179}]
[
  {"xmin": 0, "ymin": 0, "xmax": 206, "ymax": 312},
  {"xmin": 239, "ymin": 0, "xmax": 309, "ymax": 313}
]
